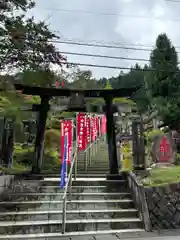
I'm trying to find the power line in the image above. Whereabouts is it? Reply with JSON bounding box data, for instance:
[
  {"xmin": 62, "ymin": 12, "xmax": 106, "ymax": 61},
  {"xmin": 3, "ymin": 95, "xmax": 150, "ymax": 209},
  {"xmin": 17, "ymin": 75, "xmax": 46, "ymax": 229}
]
[
  {"xmin": 51, "ymin": 39, "xmax": 152, "ymax": 52},
  {"xmin": 55, "ymin": 35, "xmax": 154, "ymax": 49},
  {"xmin": 61, "ymin": 61, "xmax": 179, "ymax": 72},
  {"xmin": 53, "ymin": 35, "xmax": 180, "ymax": 50},
  {"xmin": 50, "ymin": 39, "xmax": 180, "ymax": 55},
  {"xmin": 42, "ymin": 7, "xmax": 180, "ymax": 22},
  {"xmin": 59, "ymin": 51, "xmax": 150, "ymax": 62},
  {"xmin": 59, "ymin": 51, "xmax": 180, "ymax": 64},
  {"xmin": 8, "ymin": 35, "xmax": 180, "ymax": 53}
]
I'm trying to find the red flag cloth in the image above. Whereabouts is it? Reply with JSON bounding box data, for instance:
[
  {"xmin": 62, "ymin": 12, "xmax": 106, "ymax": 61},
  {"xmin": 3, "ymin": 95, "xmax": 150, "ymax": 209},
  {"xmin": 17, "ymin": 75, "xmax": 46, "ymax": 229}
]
[
  {"xmin": 101, "ymin": 115, "xmax": 107, "ymax": 134},
  {"xmin": 60, "ymin": 120, "xmax": 73, "ymax": 165},
  {"xmin": 91, "ymin": 117, "xmax": 96, "ymax": 142},
  {"xmin": 86, "ymin": 116, "xmax": 91, "ymax": 144},
  {"xmin": 95, "ymin": 116, "xmax": 99, "ymax": 139},
  {"xmin": 76, "ymin": 113, "xmax": 87, "ymax": 150},
  {"xmin": 67, "ymin": 120, "xmax": 73, "ymax": 165},
  {"xmin": 60, "ymin": 120, "xmax": 64, "ymax": 164}
]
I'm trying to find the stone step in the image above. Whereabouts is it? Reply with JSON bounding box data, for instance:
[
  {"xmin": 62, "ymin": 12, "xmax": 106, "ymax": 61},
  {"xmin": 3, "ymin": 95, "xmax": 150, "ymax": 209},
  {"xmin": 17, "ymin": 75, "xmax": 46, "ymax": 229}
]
[
  {"xmin": 6, "ymin": 192, "xmax": 131, "ymax": 201},
  {"xmin": 89, "ymin": 158, "xmax": 109, "ymax": 162},
  {"xmin": 85, "ymin": 165, "xmax": 110, "ymax": 168},
  {"xmin": 92, "ymin": 158, "xmax": 109, "ymax": 161},
  {"xmin": 77, "ymin": 166, "xmax": 109, "ymax": 170},
  {"xmin": 68, "ymin": 185, "xmax": 129, "ymax": 193},
  {"xmin": 0, "ymin": 228, "xmax": 145, "ymax": 239},
  {"xmin": 22, "ymin": 178, "xmax": 127, "ymax": 187},
  {"xmin": 8, "ymin": 185, "xmax": 127, "ymax": 194},
  {"xmin": 0, "ymin": 208, "xmax": 138, "ymax": 221},
  {"xmin": 0, "ymin": 217, "xmax": 143, "ymax": 235},
  {"xmin": 72, "ymin": 179, "xmax": 126, "ymax": 186},
  {"xmin": 0, "ymin": 199, "xmax": 134, "ymax": 211},
  {"xmin": 75, "ymin": 174, "xmax": 123, "ymax": 178},
  {"xmin": 78, "ymin": 163, "xmax": 109, "ymax": 166},
  {"xmin": 77, "ymin": 169, "xmax": 109, "ymax": 173},
  {"xmin": 77, "ymin": 171, "xmax": 109, "ymax": 175},
  {"xmin": 13, "ymin": 178, "xmax": 126, "ymax": 186},
  {"xmin": 75, "ymin": 174, "xmax": 107, "ymax": 178}
]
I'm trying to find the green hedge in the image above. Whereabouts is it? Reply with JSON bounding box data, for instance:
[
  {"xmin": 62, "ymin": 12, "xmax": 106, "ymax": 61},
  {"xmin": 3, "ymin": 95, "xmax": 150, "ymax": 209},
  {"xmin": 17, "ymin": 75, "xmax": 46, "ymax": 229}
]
[{"xmin": 13, "ymin": 145, "xmax": 61, "ymax": 172}]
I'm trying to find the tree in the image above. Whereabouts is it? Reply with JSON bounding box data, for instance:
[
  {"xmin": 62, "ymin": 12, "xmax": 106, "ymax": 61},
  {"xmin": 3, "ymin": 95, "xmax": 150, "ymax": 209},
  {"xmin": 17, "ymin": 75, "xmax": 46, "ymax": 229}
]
[
  {"xmin": 149, "ymin": 33, "xmax": 180, "ymax": 128},
  {"xmin": 105, "ymin": 64, "xmax": 149, "ymax": 112},
  {"xmin": 68, "ymin": 68, "xmax": 101, "ymax": 89},
  {"xmin": 0, "ymin": 0, "xmax": 68, "ymax": 133},
  {"xmin": 0, "ymin": 0, "xmax": 66, "ymax": 87},
  {"xmin": 150, "ymin": 33, "xmax": 178, "ymax": 98}
]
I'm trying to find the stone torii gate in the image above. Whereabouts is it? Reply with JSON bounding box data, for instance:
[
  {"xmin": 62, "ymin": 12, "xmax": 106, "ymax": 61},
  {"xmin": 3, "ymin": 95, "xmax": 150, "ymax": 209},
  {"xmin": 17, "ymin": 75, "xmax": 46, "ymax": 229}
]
[{"xmin": 15, "ymin": 84, "xmax": 137, "ymax": 177}]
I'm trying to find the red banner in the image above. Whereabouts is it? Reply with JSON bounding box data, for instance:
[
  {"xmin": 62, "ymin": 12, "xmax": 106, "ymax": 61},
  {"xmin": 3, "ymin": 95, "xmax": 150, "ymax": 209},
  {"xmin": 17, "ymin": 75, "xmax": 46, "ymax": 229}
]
[
  {"xmin": 86, "ymin": 116, "xmax": 91, "ymax": 144},
  {"xmin": 60, "ymin": 120, "xmax": 64, "ymax": 162},
  {"xmin": 91, "ymin": 116, "xmax": 96, "ymax": 142},
  {"xmin": 94, "ymin": 116, "xmax": 98, "ymax": 139},
  {"xmin": 96, "ymin": 116, "xmax": 99, "ymax": 138},
  {"xmin": 60, "ymin": 120, "xmax": 73, "ymax": 165},
  {"xmin": 67, "ymin": 120, "xmax": 73, "ymax": 165},
  {"xmin": 77, "ymin": 113, "xmax": 87, "ymax": 150},
  {"xmin": 101, "ymin": 115, "xmax": 107, "ymax": 134}
]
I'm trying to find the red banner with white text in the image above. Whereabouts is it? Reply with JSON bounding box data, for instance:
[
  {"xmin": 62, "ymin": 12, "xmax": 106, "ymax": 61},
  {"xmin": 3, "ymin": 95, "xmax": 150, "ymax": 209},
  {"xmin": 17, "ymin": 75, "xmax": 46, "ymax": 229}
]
[
  {"xmin": 91, "ymin": 116, "xmax": 96, "ymax": 142},
  {"xmin": 60, "ymin": 120, "xmax": 73, "ymax": 165},
  {"xmin": 77, "ymin": 113, "xmax": 87, "ymax": 150},
  {"xmin": 86, "ymin": 116, "xmax": 91, "ymax": 144}
]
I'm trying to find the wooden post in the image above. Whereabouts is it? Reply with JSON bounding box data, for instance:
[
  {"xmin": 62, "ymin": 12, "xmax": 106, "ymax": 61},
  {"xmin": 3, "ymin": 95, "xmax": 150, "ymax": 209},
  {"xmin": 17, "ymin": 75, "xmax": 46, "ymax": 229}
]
[
  {"xmin": 0, "ymin": 117, "xmax": 4, "ymax": 164},
  {"xmin": 32, "ymin": 96, "xmax": 50, "ymax": 174},
  {"xmin": 132, "ymin": 119, "xmax": 145, "ymax": 170},
  {"xmin": 104, "ymin": 97, "xmax": 118, "ymax": 175},
  {"xmin": 132, "ymin": 120, "xmax": 138, "ymax": 170},
  {"xmin": 139, "ymin": 120, "xmax": 145, "ymax": 170}
]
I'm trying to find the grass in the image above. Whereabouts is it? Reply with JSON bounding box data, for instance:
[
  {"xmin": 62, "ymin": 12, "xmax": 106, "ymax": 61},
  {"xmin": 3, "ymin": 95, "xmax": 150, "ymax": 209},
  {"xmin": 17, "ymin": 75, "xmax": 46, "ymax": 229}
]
[
  {"xmin": 0, "ymin": 162, "xmax": 30, "ymax": 174},
  {"xmin": 141, "ymin": 166, "xmax": 180, "ymax": 187}
]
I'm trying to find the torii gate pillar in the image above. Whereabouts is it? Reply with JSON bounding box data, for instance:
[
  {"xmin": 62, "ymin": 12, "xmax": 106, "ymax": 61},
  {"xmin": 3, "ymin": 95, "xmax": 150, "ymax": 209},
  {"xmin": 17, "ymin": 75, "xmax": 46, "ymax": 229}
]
[
  {"xmin": 32, "ymin": 96, "xmax": 50, "ymax": 174},
  {"xmin": 104, "ymin": 97, "xmax": 119, "ymax": 176}
]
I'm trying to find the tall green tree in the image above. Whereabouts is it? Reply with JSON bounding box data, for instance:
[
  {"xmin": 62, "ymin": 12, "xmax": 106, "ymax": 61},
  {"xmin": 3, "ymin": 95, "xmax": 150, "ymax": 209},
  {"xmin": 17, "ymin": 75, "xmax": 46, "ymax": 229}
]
[
  {"xmin": 0, "ymin": 0, "xmax": 66, "ymax": 87},
  {"xmin": 149, "ymin": 33, "xmax": 180, "ymax": 126},
  {"xmin": 150, "ymin": 33, "xmax": 178, "ymax": 98}
]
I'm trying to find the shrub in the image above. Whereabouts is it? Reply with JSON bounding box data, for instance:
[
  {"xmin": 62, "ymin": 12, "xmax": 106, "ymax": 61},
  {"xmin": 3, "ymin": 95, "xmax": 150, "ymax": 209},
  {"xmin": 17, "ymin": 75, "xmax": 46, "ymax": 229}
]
[
  {"xmin": 13, "ymin": 143, "xmax": 61, "ymax": 172},
  {"xmin": 175, "ymin": 153, "xmax": 180, "ymax": 165},
  {"xmin": 44, "ymin": 129, "xmax": 60, "ymax": 150}
]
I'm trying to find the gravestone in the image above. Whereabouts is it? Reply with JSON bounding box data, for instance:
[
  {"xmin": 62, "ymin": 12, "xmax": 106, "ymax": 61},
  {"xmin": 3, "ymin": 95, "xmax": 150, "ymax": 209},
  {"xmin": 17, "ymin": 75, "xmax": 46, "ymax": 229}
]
[{"xmin": 151, "ymin": 133, "xmax": 175, "ymax": 167}]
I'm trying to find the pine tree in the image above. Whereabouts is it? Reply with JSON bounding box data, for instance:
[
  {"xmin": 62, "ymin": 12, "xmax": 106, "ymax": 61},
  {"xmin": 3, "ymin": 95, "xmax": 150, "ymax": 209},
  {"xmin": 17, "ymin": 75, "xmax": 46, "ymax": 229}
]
[
  {"xmin": 149, "ymin": 33, "xmax": 180, "ymax": 127},
  {"xmin": 150, "ymin": 33, "xmax": 178, "ymax": 98}
]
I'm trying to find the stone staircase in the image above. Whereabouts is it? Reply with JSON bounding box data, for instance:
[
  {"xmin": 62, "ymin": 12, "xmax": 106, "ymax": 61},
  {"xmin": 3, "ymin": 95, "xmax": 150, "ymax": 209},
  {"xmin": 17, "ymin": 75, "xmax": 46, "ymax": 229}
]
[
  {"xmin": 77, "ymin": 142, "xmax": 110, "ymax": 176},
  {"xmin": 0, "ymin": 141, "xmax": 145, "ymax": 239}
]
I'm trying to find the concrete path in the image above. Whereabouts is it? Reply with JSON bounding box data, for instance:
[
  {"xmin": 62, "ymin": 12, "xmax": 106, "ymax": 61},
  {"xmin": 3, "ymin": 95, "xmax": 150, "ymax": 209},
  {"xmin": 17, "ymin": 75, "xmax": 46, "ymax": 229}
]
[{"xmin": 59, "ymin": 231, "xmax": 180, "ymax": 240}]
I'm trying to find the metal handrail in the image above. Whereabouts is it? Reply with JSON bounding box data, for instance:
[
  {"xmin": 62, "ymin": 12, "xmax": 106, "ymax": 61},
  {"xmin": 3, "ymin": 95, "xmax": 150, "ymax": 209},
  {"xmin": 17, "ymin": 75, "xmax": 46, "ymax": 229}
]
[
  {"xmin": 61, "ymin": 141, "xmax": 96, "ymax": 234},
  {"xmin": 84, "ymin": 137, "xmax": 101, "ymax": 169},
  {"xmin": 62, "ymin": 149, "xmax": 77, "ymax": 233},
  {"xmin": 61, "ymin": 136, "xmax": 103, "ymax": 233}
]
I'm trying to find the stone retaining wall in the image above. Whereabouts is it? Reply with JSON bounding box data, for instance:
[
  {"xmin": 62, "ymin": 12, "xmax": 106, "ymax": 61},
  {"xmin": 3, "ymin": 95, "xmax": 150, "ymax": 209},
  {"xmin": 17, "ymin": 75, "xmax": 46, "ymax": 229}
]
[
  {"xmin": 0, "ymin": 175, "xmax": 14, "ymax": 195},
  {"xmin": 145, "ymin": 183, "xmax": 180, "ymax": 229}
]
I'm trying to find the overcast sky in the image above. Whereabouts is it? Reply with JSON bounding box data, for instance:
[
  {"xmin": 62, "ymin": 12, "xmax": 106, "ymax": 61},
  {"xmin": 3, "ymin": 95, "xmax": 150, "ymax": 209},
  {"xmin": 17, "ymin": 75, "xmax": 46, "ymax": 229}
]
[{"xmin": 29, "ymin": 0, "xmax": 180, "ymax": 79}]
